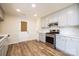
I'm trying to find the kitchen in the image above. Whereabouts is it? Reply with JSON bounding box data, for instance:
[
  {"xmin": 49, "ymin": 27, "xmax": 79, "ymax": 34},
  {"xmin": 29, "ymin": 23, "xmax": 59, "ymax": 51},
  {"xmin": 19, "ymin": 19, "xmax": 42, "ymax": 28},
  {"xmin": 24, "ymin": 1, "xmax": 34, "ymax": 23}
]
[{"xmin": 0, "ymin": 3, "xmax": 79, "ymax": 56}]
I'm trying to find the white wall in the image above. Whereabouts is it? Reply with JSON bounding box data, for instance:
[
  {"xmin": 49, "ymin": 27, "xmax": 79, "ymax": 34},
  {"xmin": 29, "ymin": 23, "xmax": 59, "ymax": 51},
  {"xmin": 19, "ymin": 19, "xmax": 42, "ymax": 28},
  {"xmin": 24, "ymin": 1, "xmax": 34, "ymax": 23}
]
[
  {"xmin": 0, "ymin": 15, "xmax": 40, "ymax": 44},
  {"xmin": 0, "ymin": 15, "xmax": 19, "ymax": 44},
  {"xmin": 18, "ymin": 18, "xmax": 40, "ymax": 42}
]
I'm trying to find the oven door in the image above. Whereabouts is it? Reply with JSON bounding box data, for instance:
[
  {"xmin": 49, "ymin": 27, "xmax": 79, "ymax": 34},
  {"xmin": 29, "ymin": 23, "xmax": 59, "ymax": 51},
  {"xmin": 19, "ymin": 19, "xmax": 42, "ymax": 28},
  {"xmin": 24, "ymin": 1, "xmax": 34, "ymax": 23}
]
[{"xmin": 46, "ymin": 36, "xmax": 54, "ymax": 44}]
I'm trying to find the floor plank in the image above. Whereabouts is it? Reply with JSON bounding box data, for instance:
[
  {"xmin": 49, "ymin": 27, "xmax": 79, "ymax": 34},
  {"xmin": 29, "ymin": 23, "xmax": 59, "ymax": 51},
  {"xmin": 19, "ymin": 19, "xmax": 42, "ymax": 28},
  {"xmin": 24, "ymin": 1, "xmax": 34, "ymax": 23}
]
[{"xmin": 7, "ymin": 40, "xmax": 67, "ymax": 56}]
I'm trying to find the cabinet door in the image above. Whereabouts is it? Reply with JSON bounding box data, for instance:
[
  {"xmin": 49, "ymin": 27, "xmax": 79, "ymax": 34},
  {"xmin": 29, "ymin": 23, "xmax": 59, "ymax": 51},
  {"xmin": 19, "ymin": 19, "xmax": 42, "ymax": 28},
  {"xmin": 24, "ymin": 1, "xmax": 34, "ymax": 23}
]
[
  {"xmin": 39, "ymin": 33, "xmax": 46, "ymax": 43},
  {"xmin": 0, "ymin": 47, "xmax": 3, "ymax": 56},
  {"xmin": 41, "ymin": 18, "xmax": 49, "ymax": 28},
  {"xmin": 75, "ymin": 39, "xmax": 79, "ymax": 56},
  {"xmin": 59, "ymin": 36, "xmax": 66, "ymax": 51},
  {"xmin": 56, "ymin": 35, "xmax": 66, "ymax": 51},
  {"xmin": 58, "ymin": 11, "xmax": 67, "ymax": 26},
  {"xmin": 58, "ymin": 5, "xmax": 78, "ymax": 27},
  {"xmin": 0, "ymin": 39, "xmax": 8, "ymax": 56},
  {"xmin": 41, "ymin": 19, "xmax": 45, "ymax": 28},
  {"xmin": 56, "ymin": 35, "xmax": 61, "ymax": 49},
  {"xmin": 66, "ymin": 38, "xmax": 76, "ymax": 55},
  {"xmin": 3, "ymin": 46, "xmax": 8, "ymax": 56}
]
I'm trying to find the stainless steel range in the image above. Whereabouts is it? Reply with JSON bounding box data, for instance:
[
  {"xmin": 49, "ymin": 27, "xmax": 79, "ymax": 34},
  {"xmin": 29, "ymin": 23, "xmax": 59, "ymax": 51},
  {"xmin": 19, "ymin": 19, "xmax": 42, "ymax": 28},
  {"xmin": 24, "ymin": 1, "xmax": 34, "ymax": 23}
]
[{"xmin": 46, "ymin": 32, "xmax": 59, "ymax": 49}]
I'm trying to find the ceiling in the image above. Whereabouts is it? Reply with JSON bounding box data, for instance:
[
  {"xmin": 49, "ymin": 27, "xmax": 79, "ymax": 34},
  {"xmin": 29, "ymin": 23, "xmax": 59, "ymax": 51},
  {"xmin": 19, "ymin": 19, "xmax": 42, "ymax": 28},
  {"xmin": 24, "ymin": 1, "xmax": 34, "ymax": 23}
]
[{"xmin": 0, "ymin": 3, "xmax": 73, "ymax": 19}]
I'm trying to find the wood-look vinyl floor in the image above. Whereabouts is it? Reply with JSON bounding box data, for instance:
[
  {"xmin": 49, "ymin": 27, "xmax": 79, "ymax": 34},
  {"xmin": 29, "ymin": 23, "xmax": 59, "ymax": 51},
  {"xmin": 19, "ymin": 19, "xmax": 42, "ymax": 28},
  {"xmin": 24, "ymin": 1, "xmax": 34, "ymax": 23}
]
[{"xmin": 7, "ymin": 40, "xmax": 66, "ymax": 56}]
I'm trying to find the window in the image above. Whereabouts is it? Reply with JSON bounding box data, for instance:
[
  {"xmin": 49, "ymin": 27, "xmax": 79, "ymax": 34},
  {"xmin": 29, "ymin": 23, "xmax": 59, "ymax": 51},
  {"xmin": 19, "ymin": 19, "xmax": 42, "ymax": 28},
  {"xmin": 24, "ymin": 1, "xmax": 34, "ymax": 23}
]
[{"xmin": 21, "ymin": 21, "xmax": 27, "ymax": 32}]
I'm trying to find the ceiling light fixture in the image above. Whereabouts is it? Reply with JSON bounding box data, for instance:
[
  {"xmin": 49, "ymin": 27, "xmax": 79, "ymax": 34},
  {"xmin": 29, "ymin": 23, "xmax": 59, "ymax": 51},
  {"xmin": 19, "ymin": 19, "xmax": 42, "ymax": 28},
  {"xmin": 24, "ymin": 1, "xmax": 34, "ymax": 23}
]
[
  {"xmin": 16, "ymin": 9, "xmax": 21, "ymax": 12},
  {"xmin": 34, "ymin": 14, "xmax": 37, "ymax": 16},
  {"xmin": 32, "ymin": 4, "xmax": 36, "ymax": 8}
]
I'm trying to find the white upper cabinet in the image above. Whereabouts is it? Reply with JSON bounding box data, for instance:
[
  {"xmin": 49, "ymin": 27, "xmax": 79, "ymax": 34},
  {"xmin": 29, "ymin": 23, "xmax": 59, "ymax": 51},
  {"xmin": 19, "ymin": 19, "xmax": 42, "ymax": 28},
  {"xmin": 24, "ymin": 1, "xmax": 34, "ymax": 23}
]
[
  {"xmin": 58, "ymin": 4, "xmax": 79, "ymax": 27},
  {"xmin": 41, "ymin": 18, "xmax": 49, "ymax": 28},
  {"xmin": 41, "ymin": 4, "xmax": 79, "ymax": 28},
  {"xmin": 41, "ymin": 14, "xmax": 58, "ymax": 28},
  {"xmin": 41, "ymin": 18, "xmax": 45, "ymax": 28},
  {"xmin": 47, "ymin": 14, "xmax": 58, "ymax": 24}
]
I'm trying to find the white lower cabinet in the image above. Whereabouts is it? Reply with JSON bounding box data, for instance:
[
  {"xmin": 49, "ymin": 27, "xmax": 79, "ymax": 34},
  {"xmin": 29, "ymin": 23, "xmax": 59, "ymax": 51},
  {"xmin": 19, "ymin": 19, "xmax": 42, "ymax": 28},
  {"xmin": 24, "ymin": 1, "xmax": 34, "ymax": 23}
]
[
  {"xmin": 75, "ymin": 39, "xmax": 79, "ymax": 56},
  {"xmin": 0, "ymin": 37, "xmax": 8, "ymax": 56},
  {"xmin": 0, "ymin": 47, "xmax": 3, "ymax": 56},
  {"xmin": 65, "ymin": 38, "xmax": 76, "ymax": 55},
  {"xmin": 56, "ymin": 35, "xmax": 66, "ymax": 51},
  {"xmin": 39, "ymin": 33, "xmax": 46, "ymax": 43},
  {"xmin": 76, "ymin": 47, "xmax": 79, "ymax": 56},
  {"xmin": 59, "ymin": 36, "xmax": 66, "ymax": 51},
  {"xmin": 56, "ymin": 35, "xmax": 61, "ymax": 49},
  {"xmin": 0, "ymin": 46, "xmax": 8, "ymax": 56},
  {"xmin": 56, "ymin": 35, "xmax": 79, "ymax": 56}
]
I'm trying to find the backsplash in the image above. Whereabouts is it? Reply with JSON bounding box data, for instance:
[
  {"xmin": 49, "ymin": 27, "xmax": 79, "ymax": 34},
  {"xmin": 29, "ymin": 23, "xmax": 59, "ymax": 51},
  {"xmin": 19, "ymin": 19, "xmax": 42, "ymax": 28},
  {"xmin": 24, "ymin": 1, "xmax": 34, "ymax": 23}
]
[{"xmin": 60, "ymin": 26, "xmax": 79, "ymax": 37}]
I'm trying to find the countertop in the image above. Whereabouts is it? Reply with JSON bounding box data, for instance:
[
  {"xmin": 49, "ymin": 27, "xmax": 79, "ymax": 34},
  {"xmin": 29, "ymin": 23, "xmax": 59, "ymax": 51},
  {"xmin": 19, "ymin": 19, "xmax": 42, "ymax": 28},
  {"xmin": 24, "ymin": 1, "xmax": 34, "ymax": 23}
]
[{"xmin": 56, "ymin": 34, "xmax": 79, "ymax": 39}]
